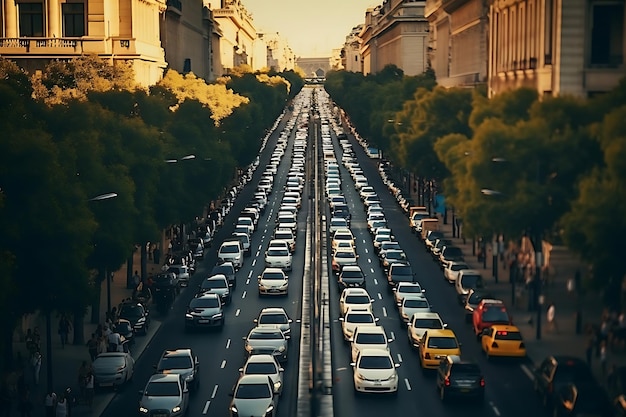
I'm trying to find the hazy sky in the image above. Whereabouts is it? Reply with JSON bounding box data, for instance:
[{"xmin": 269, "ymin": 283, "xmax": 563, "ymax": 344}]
[{"xmin": 242, "ymin": 0, "xmax": 378, "ymax": 58}]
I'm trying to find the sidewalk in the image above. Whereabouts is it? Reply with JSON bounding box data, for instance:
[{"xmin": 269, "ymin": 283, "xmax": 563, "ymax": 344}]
[
  {"xmin": 431, "ymin": 212, "xmax": 626, "ymax": 386},
  {"xmin": 11, "ymin": 249, "xmax": 161, "ymax": 417}
]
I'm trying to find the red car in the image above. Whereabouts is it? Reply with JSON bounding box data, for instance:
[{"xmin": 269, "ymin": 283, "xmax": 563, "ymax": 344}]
[{"xmin": 472, "ymin": 299, "xmax": 511, "ymax": 337}]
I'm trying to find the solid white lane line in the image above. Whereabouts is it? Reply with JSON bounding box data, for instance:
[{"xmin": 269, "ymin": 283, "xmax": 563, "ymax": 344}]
[
  {"xmin": 404, "ymin": 378, "xmax": 412, "ymax": 391},
  {"xmin": 520, "ymin": 364, "xmax": 534, "ymax": 381},
  {"xmin": 202, "ymin": 401, "xmax": 210, "ymax": 414},
  {"xmin": 225, "ymin": 339, "xmax": 231, "ymax": 349},
  {"xmin": 377, "ymin": 293, "xmax": 382, "ymax": 300},
  {"xmin": 397, "ymin": 353, "xmax": 403, "ymax": 363},
  {"xmin": 220, "ymin": 360, "xmax": 227, "ymax": 369},
  {"xmin": 382, "ymin": 307, "xmax": 388, "ymax": 317},
  {"xmin": 211, "ymin": 384, "xmax": 218, "ymax": 399},
  {"xmin": 373, "ymin": 278, "xmax": 378, "ymax": 285},
  {"xmin": 235, "ymin": 309, "xmax": 241, "ymax": 317},
  {"xmin": 242, "ymin": 291, "xmax": 247, "ymax": 299}
]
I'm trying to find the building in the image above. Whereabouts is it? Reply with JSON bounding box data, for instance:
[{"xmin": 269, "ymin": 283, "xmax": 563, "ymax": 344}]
[
  {"xmin": 341, "ymin": 25, "xmax": 363, "ymax": 72},
  {"xmin": 296, "ymin": 57, "xmax": 331, "ymax": 80},
  {"xmin": 489, "ymin": 0, "xmax": 625, "ymax": 97},
  {"xmin": 425, "ymin": 0, "xmax": 489, "ymax": 87},
  {"xmin": 257, "ymin": 32, "xmax": 295, "ymax": 72},
  {"xmin": 359, "ymin": 0, "xmax": 430, "ymax": 76},
  {"xmin": 0, "ymin": 0, "xmax": 168, "ymax": 87},
  {"xmin": 211, "ymin": 0, "xmax": 258, "ymax": 75}
]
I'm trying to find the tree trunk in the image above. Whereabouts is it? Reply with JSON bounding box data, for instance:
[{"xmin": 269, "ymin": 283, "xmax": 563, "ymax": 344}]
[
  {"xmin": 140, "ymin": 243, "xmax": 147, "ymax": 281},
  {"xmin": 72, "ymin": 308, "xmax": 85, "ymax": 345}
]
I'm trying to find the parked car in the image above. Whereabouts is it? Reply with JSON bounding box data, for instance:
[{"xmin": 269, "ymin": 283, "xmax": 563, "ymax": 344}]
[
  {"xmin": 92, "ymin": 352, "xmax": 135, "ymax": 389},
  {"xmin": 210, "ymin": 262, "xmax": 237, "ymax": 289},
  {"xmin": 480, "ymin": 325, "xmax": 526, "ymax": 358},
  {"xmin": 455, "ymin": 270, "xmax": 485, "ymax": 305},
  {"xmin": 472, "ymin": 299, "xmax": 511, "ymax": 337},
  {"xmin": 118, "ymin": 301, "xmax": 150, "ymax": 335}
]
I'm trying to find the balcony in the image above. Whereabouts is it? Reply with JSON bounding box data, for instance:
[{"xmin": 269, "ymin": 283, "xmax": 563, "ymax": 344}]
[
  {"xmin": 0, "ymin": 37, "xmax": 136, "ymax": 58},
  {"xmin": 166, "ymin": 0, "xmax": 182, "ymax": 14}
]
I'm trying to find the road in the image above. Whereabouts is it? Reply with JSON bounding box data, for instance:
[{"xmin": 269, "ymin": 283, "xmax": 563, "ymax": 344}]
[{"xmin": 101, "ymin": 86, "xmax": 551, "ymax": 417}]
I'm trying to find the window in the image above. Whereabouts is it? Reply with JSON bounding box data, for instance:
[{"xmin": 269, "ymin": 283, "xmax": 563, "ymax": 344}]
[
  {"xmin": 19, "ymin": 3, "xmax": 44, "ymax": 37},
  {"xmin": 63, "ymin": 3, "xmax": 85, "ymax": 37},
  {"xmin": 590, "ymin": 3, "xmax": 624, "ymax": 66}
]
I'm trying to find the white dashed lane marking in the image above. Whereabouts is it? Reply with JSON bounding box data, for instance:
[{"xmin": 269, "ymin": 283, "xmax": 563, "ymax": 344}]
[
  {"xmin": 520, "ymin": 364, "xmax": 534, "ymax": 381},
  {"xmin": 225, "ymin": 339, "xmax": 231, "ymax": 349},
  {"xmin": 404, "ymin": 378, "xmax": 412, "ymax": 391}
]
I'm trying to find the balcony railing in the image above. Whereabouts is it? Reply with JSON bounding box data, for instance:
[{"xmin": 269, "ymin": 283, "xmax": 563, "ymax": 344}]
[{"xmin": 0, "ymin": 37, "xmax": 135, "ymax": 56}]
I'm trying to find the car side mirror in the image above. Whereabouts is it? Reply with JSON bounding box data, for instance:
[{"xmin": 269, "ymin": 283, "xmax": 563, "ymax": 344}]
[
  {"xmin": 350, "ymin": 362, "xmax": 356, "ymax": 367},
  {"xmin": 253, "ymin": 319, "xmax": 258, "ymax": 323},
  {"xmin": 370, "ymin": 299, "xmax": 375, "ymax": 303},
  {"xmin": 396, "ymin": 303, "xmax": 401, "ymax": 307},
  {"xmin": 242, "ymin": 336, "xmax": 247, "ymax": 340},
  {"xmin": 443, "ymin": 323, "xmax": 448, "ymax": 328},
  {"xmin": 395, "ymin": 363, "xmax": 401, "ymax": 368},
  {"xmin": 338, "ymin": 317, "xmax": 344, "ymax": 322},
  {"xmin": 288, "ymin": 319, "xmax": 293, "ymax": 323},
  {"xmin": 388, "ymin": 338, "xmax": 394, "ymax": 343},
  {"xmin": 238, "ymin": 368, "xmax": 244, "ymax": 373}
]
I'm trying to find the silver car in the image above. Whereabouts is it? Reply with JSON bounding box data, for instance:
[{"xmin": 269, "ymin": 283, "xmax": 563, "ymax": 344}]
[
  {"xmin": 229, "ymin": 374, "xmax": 277, "ymax": 417},
  {"xmin": 155, "ymin": 348, "xmax": 200, "ymax": 391},
  {"xmin": 243, "ymin": 327, "xmax": 289, "ymax": 363},
  {"xmin": 254, "ymin": 307, "xmax": 293, "ymax": 339},
  {"xmin": 185, "ymin": 293, "xmax": 224, "ymax": 330},
  {"xmin": 138, "ymin": 373, "xmax": 189, "ymax": 417},
  {"xmin": 197, "ymin": 274, "xmax": 232, "ymax": 305},
  {"xmin": 257, "ymin": 268, "xmax": 289, "ymax": 296},
  {"xmin": 92, "ymin": 352, "xmax": 135, "ymax": 389},
  {"xmin": 239, "ymin": 354, "xmax": 284, "ymax": 395}
]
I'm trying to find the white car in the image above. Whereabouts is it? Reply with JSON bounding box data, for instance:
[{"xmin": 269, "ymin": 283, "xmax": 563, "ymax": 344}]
[
  {"xmin": 265, "ymin": 246, "xmax": 292, "ymax": 271},
  {"xmin": 236, "ymin": 217, "xmax": 255, "ymax": 235},
  {"xmin": 407, "ymin": 312, "xmax": 446, "ymax": 349},
  {"xmin": 254, "ymin": 307, "xmax": 293, "ymax": 339},
  {"xmin": 392, "ymin": 282, "xmax": 425, "ymax": 307},
  {"xmin": 339, "ymin": 288, "xmax": 374, "ymax": 316},
  {"xmin": 331, "ymin": 228, "xmax": 355, "ymax": 252},
  {"xmin": 398, "ymin": 296, "xmax": 432, "ymax": 323},
  {"xmin": 339, "ymin": 307, "xmax": 379, "ymax": 342},
  {"xmin": 273, "ymin": 229, "xmax": 295, "ymax": 252},
  {"xmin": 238, "ymin": 354, "xmax": 284, "ymax": 395},
  {"xmin": 229, "ymin": 374, "xmax": 277, "ymax": 417},
  {"xmin": 443, "ymin": 261, "xmax": 470, "ymax": 283},
  {"xmin": 351, "ymin": 348, "xmax": 399, "ymax": 394},
  {"xmin": 276, "ymin": 214, "xmax": 297, "ymax": 231},
  {"xmin": 257, "ymin": 268, "xmax": 289, "ymax": 296},
  {"xmin": 333, "ymin": 240, "xmax": 355, "ymax": 255},
  {"xmin": 328, "ymin": 217, "xmax": 349, "ymax": 234},
  {"xmin": 350, "ymin": 326, "xmax": 393, "ymax": 362},
  {"xmin": 217, "ymin": 241, "xmax": 243, "ymax": 269}
]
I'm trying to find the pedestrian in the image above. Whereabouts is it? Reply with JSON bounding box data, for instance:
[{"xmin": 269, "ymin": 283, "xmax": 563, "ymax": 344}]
[
  {"xmin": 57, "ymin": 316, "xmax": 71, "ymax": 348},
  {"xmin": 107, "ymin": 330, "xmax": 122, "ymax": 352},
  {"xmin": 29, "ymin": 352, "xmax": 41, "ymax": 386},
  {"xmin": 547, "ymin": 303, "xmax": 558, "ymax": 332},
  {"xmin": 97, "ymin": 334, "xmax": 107, "ymax": 355},
  {"xmin": 84, "ymin": 371, "xmax": 94, "ymax": 409},
  {"xmin": 55, "ymin": 394, "xmax": 67, "ymax": 417},
  {"xmin": 17, "ymin": 384, "xmax": 32, "ymax": 417},
  {"xmin": 600, "ymin": 340, "xmax": 608, "ymax": 377},
  {"xmin": 86, "ymin": 333, "xmax": 99, "ymax": 362},
  {"xmin": 133, "ymin": 270, "xmax": 141, "ymax": 288},
  {"xmin": 44, "ymin": 390, "xmax": 56, "ymax": 417}
]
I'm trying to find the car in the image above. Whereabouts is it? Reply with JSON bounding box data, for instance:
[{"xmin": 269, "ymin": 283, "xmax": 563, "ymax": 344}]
[
  {"xmin": 380, "ymin": 249, "xmax": 408, "ymax": 272},
  {"xmin": 258, "ymin": 268, "xmax": 289, "ymax": 296},
  {"xmin": 439, "ymin": 246, "xmax": 465, "ymax": 268},
  {"xmin": 455, "ymin": 270, "xmax": 485, "ymax": 304},
  {"xmin": 387, "ymin": 263, "xmax": 415, "ymax": 290},
  {"xmin": 443, "ymin": 261, "xmax": 470, "ymax": 283},
  {"xmin": 264, "ymin": 246, "xmax": 292, "ymax": 271},
  {"xmin": 197, "ymin": 274, "xmax": 232, "ymax": 305},
  {"xmin": 276, "ymin": 213, "xmax": 297, "ymax": 231},
  {"xmin": 369, "ymin": 220, "xmax": 388, "ymax": 236},
  {"xmin": 228, "ymin": 374, "xmax": 277, "ymax": 417},
  {"xmin": 92, "ymin": 351, "xmax": 135, "ymax": 389},
  {"xmin": 236, "ymin": 216, "xmax": 255, "ymax": 235},
  {"xmin": 431, "ymin": 238, "xmax": 453, "ymax": 259},
  {"xmin": 332, "ymin": 204, "xmax": 351, "ymax": 224},
  {"xmin": 238, "ymin": 355, "xmax": 284, "ymax": 396},
  {"xmin": 398, "ymin": 296, "xmax": 432, "ymax": 323},
  {"xmin": 331, "ymin": 249, "xmax": 359, "ymax": 275},
  {"xmin": 155, "ymin": 348, "xmax": 200, "ymax": 391},
  {"xmin": 552, "ymin": 382, "xmax": 613, "ymax": 417},
  {"xmin": 339, "ymin": 307, "xmax": 379, "ymax": 342},
  {"xmin": 332, "ymin": 240, "xmax": 355, "ymax": 255},
  {"xmin": 436, "ymin": 356, "xmax": 485, "ymax": 403},
  {"xmin": 534, "ymin": 355, "xmax": 597, "ymax": 408},
  {"xmin": 351, "ymin": 348, "xmax": 399, "ymax": 394},
  {"xmin": 418, "ymin": 329, "xmax": 462, "ymax": 370},
  {"xmin": 253, "ymin": 307, "xmax": 293, "ymax": 339},
  {"xmin": 378, "ymin": 241, "xmax": 401, "ymax": 259},
  {"xmin": 138, "ymin": 373, "xmax": 189, "ymax": 417},
  {"xmin": 118, "ymin": 301, "xmax": 150, "ymax": 335},
  {"xmin": 331, "ymin": 229, "xmax": 355, "ymax": 252},
  {"xmin": 393, "ymin": 282, "xmax": 425, "ymax": 307},
  {"xmin": 218, "ymin": 241, "xmax": 244, "ymax": 269},
  {"xmin": 229, "ymin": 233, "xmax": 251, "ymax": 257},
  {"xmin": 407, "ymin": 312, "xmax": 447, "ymax": 349},
  {"xmin": 338, "ymin": 265, "xmax": 366, "ymax": 290},
  {"xmin": 273, "ymin": 229, "xmax": 295, "ymax": 252},
  {"xmin": 463, "ymin": 289, "xmax": 494, "ymax": 323},
  {"xmin": 350, "ymin": 326, "xmax": 393, "ymax": 362},
  {"xmin": 424, "ymin": 230, "xmax": 444, "ymax": 250},
  {"xmin": 480, "ymin": 325, "xmax": 526, "ymax": 358},
  {"xmin": 185, "ymin": 293, "xmax": 224, "ymax": 330},
  {"xmin": 211, "ymin": 262, "xmax": 237, "ymax": 289},
  {"xmin": 243, "ymin": 327, "xmax": 289, "ymax": 363},
  {"xmin": 167, "ymin": 265, "xmax": 191, "ymax": 287},
  {"xmin": 339, "ymin": 288, "xmax": 374, "ymax": 316},
  {"xmin": 472, "ymin": 299, "xmax": 511, "ymax": 337},
  {"xmin": 329, "ymin": 217, "xmax": 349, "ymax": 234}
]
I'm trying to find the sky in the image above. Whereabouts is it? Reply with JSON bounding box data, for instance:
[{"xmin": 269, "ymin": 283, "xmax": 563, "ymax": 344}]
[{"xmin": 242, "ymin": 0, "xmax": 379, "ymax": 58}]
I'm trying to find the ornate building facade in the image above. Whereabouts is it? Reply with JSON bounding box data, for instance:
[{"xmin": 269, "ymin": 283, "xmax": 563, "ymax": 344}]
[
  {"xmin": 211, "ymin": 0, "xmax": 258, "ymax": 74},
  {"xmin": 341, "ymin": 25, "xmax": 363, "ymax": 72}
]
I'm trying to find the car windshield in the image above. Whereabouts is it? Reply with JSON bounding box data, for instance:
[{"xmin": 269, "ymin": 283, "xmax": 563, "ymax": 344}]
[
  {"xmin": 119, "ymin": 305, "xmax": 142, "ymax": 319},
  {"xmin": 115, "ymin": 321, "xmax": 132, "ymax": 333},
  {"xmin": 461, "ymin": 275, "xmax": 483, "ymax": 289},
  {"xmin": 451, "ymin": 364, "xmax": 481, "ymax": 376},
  {"xmin": 335, "ymin": 234, "xmax": 352, "ymax": 241},
  {"xmin": 275, "ymin": 233, "xmax": 292, "ymax": 240},
  {"xmin": 427, "ymin": 337, "xmax": 458, "ymax": 349},
  {"xmin": 344, "ymin": 295, "xmax": 371, "ymax": 304},
  {"xmin": 355, "ymin": 333, "xmax": 386, "ymax": 345},
  {"xmin": 262, "ymin": 272, "xmax": 285, "ymax": 280},
  {"xmin": 245, "ymin": 363, "xmax": 278, "ymax": 375},
  {"xmin": 346, "ymin": 314, "xmax": 374, "ymax": 324},
  {"xmin": 154, "ymin": 275, "xmax": 172, "ymax": 284},
  {"xmin": 412, "ymin": 318, "xmax": 443, "ymax": 329},
  {"xmin": 342, "ymin": 269, "xmax": 363, "ymax": 279},
  {"xmin": 387, "ymin": 251, "xmax": 406, "ymax": 260},
  {"xmin": 404, "ymin": 299, "xmax": 429, "ymax": 308},
  {"xmin": 335, "ymin": 252, "xmax": 355, "ymax": 259},
  {"xmin": 268, "ymin": 249, "xmax": 289, "ymax": 257},
  {"xmin": 190, "ymin": 298, "xmax": 220, "ymax": 308},
  {"xmin": 211, "ymin": 265, "xmax": 234, "ymax": 276},
  {"xmin": 332, "ymin": 220, "xmax": 347, "ymax": 226},
  {"xmin": 452, "ymin": 263, "xmax": 469, "ymax": 271},
  {"xmin": 145, "ymin": 381, "xmax": 180, "ymax": 396},
  {"xmin": 399, "ymin": 285, "xmax": 422, "ymax": 293},
  {"xmin": 220, "ymin": 245, "xmax": 238, "ymax": 254},
  {"xmin": 494, "ymin": 330, "xmax": 522, "ymax": 340},
  {"xmin": 359, "ymin": 356, "xmax": 392, "ymax": 370},
  {"xmin": 201, "ymin": 279, "xmax": 226, "ymax": 289},
  {"xmin": 483, "ymin": 307, "xmax": 510, "ymax": 323},
  {"xmin": 235, "ymin": 383, "xmax": 271, "ymax": 399},
  {"xmin": 259, "ymin": 314, "xmax": 288, "ymax": 324},
  {"xmin": 443, "ymin": 247, "xmax": 463, "ymax": 257},
  {"xmin": 250, "ymin": 331, "xmax": 283, "ymax": 340},
  {"xmin": 158, "ymin": 355, "xmax": 192, "ymax": 370}
]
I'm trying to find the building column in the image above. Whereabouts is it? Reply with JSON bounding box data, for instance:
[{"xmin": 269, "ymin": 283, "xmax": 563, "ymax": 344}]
[
  {"xmin": 48, "ymin": 0, "xmax": 61, "ymax": 37},
  {"xmin": 5, "ymin": 0, "xmax": 18, "ymax": 38}
]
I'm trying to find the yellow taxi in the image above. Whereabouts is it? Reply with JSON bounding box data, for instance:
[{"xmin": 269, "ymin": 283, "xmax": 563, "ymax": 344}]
[
  {"xmin": 480, "ymin": 324, "xmax": 526, "ymax": 358},
  {"xmin": 418, "ymin": 329, "xmax": 461, "ymax": 369}
]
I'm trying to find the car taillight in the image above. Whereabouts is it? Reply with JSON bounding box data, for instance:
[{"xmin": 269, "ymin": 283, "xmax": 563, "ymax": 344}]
[
  {"xmin": 491, "ymin": 342, "xmax": 499, "ymax": 348},
  {"xmin": 480, "ymin": 378, "xmax": 485, "ymax": 387},
  {"xmin": 425, "ymin": 352, "xmax": 431, "ymax": 359},
  {"xmin": 444, "ymin": 377, "xmax": 450, "ymax": 386}
]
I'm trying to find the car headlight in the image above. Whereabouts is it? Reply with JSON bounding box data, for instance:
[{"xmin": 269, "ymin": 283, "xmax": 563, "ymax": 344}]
[
  {"xmin": 172, "ymin": 406, "xmax": 181, "ymax": 413},
  {"xmin": 258, "ymin": 283, "xmax": 266, "ymax": 289},
  {"xmin": 230, "ymin": 405, "xmax": 238, "ymax": 413},
  {"xmin": 278, "ymin": 345, "xmax": 286, "ymax": 352},
  {"xmin": 139, "ymin": 407, "xmax": 148, "ymax": 414},
  {"xmin": 273, "ymin": 380, "xmax": 282, "ymax": 391},
  {"xmin": 185, "ymin": 313, "xmax": 193, "ymax": 319},
  {"xmin": 265, "ymin": 404, "xmax": 274, "ymax": 414},
  {"xmin": 212, "ymin": 313, "xmax": 223, "ymax": 319}
]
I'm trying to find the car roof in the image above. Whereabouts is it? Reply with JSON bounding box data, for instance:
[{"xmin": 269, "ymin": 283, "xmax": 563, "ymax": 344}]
[
  {"xmin": 341, "ymin": 265, "xmax": 363, "ymax": 272},
  {"xmin": 359, "ymin": 348, "xmax": 392, "ymax": 357},
  {"xmin": 353, "ymin": 326, "xmax": 386, "ymax": 335},
  {"xmin": 345, "ymin": 307, "xmax": 373, "ymax": 314},
  {"xmin": 237, "ymin": 374, "xmax": 271, "ymax": 385},
  {"xmin": 259, "ymin": 307, "xmax": 288, "ymax": 315},
  {"xmin": 161, "ymin": 348, "xmax": 192, "ymax": 358},
  {"xmin": 148, "ymin": 373, "xmax": 180, "ymax": 383},
  {"xmin": 489, "ymin": 324, "xmax": 520, "ymax": 332},
  {"xmin": 410, "ymin": 312, "xmax": 442, "ymax": 320},
  {"xmin": 478, "ymin": 299, "xmax": 505, "ymax": 306},
  {"xmin": 425, "ymin": 329, "xmax": 456, "ymax": 338},
  {"xmin": 459, "ymin": 269, "xmax": 482, "ymax": 275},
  {"xmin": 244, "ymin": 354, "xmax": 278, "ymax": 364},
  {"xmin": 262, "ymin": 268, "xmax": 285, "ymax": 274},
  {"xmin": 341, "ymin": 288, "xmax": 369, "ymax": 296},
  {"xmin": 207, "ymin": 274, "xmax": 227, "ymax": 281},
  {"xmin": 397, "ymin": 282, "xmax": 421, "ymax": 289},
  {"xmin": 250, "ymin": 326, "xmax": 283, "ymax": 334}
]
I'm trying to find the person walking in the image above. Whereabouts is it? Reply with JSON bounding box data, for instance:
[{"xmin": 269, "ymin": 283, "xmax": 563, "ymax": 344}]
[
  {"xmin": 54, "ymin": 394, "xmax": 67, "ymax": 417},
  {"xmin": 86, "ymin": 333, "xmax": 99, "ymax": 362},
  {"xmin": 57, "ymin": 316, "xmax": 72, "ymax": 349},
  {"xmin": 107, "ymin": 330, "xmax": 122, "ymax": 353},
  {"xmin": 43, "ymin": 390, "xmax": 56, "ymax": 417},
  {"xmin": 84, "ymin": 371, "xmax": 94, "ymax": 409},
  {"xmin": 30, "ymin": 351, "xmax": 41, "ymax": 386}
]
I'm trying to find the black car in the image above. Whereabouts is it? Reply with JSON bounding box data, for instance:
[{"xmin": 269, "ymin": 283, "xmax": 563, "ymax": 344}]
[
  {"xmin": 118, "ymin": 301, "xmax": 150, "ymax": 335},
  {"xmin": 436, "ymin": 356, "xmax": 484, "ymax": 403},
  {"xmin": 553, "ymin": 382, "xmax": 613, "ymax": 417},
  {"xmin": 387, "ymin": 263, "xmax": 414, "ymax": 290},
  {"xmin": 332, "ymin": 204, "xmax": 351, "ymax": 224},
  {"xmin": 210, "ymin": 263, "xmax": 237, "ymax": 288},
  {"xmin": 439, "ymin": 246, "xmax": 464, "ymax": 268},
  {"xmin": 153, "ymin": 272, "xmax": 180, "ymax": 313},
  {"xmin": 338, "ymin": 266, "xmax": 366, "ymax": 290},
  {"xmin": 534, "ymin": 355, "xmax": 597, "ymax": 408},
  {"xmin": 113, "ymin": 318, "xmax": 135, "ymax": 345}
]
